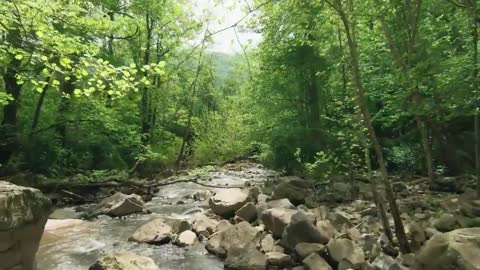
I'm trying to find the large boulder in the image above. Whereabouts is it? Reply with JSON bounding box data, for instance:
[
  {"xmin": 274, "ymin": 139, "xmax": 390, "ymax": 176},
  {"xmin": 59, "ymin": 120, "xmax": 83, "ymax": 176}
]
[
  {"xmin": 89, "ymin": 253, "xmax": 159, "ymax": 270},
  {"xmin": 206, "ymin": 221, "xmax": 262, "ymax": 258},
  {"xmin": 281, "ymin": 212, "xmax": 328, "ymax": 250},
  {"xmin": 0, "ymin": 182, "xmax": 52, "ymax": 270},
  {"xmin": 324, "ymin": 180, "xmax": 358, "ymax": 203},
  {"xmin": 433, "ymin": 213, "xmax": 458, "ymax": 232},
  {"xmin": 209, "ymin": 189, "xmax": 253, "ymax": 217},
  {"xmin": 261, "ymin": 208, "xmax": 297, "ymax": 238},
  {"xmin": 326, "ymin": 238, "xmax": 366, "ymax": 268},
  {"xmin": 128, "ymin": 219, "xmax": 173, "ymax": 244},
  {"xmin": 272, "ymin": 176, "xmax": 312, "ymax": 205},
  {"xmin": 88, "ymin": 192, "xmax": 146, "ymax": 218},
  {"xmin": 412, "ymin": 227, "xmax": 480, "ymax": 270},
  {"xmin": 430, "ymin": 176, "xmax": 464, "ymax": 193},
  {"xmin": 225, "ymin": 246, "xmax": 267, "ymax": 270}
]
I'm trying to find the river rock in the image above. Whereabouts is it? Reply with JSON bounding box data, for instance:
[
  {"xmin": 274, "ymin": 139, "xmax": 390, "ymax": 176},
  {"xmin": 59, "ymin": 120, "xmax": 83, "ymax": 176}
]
[
  {"xmin": 129, "ymin": 219, "xmax": 173, "ymax": 244},
  {"xmin": 89, "ymin": 253, "xmax": 159, "ymax": 270},
  {"xmin": 316, "ymin": 220, "xmax": 337, "ymax": 243},
  {"xmin": 258, "ymin": 194, "xmax": 269, "ymax": 203},
  {"xmin": 191, "ymin": 213, "xmax": 218, "ymax": 237},
  {"xmin": 406, "ymin": 222, "xmax": 426, "ymax": 249},
  {"xmin": 372, "ymin": 253, "xmax": 396, "ymax": 270},
  {"xmin": 175, "ymin": 230, "xmax": 197, "ymax": 246},
  {"xmin": 272, "ymin": 176, "xmax": 311, "ymax": 205},
  {"xmin": 0, "ymin": 182, "xmax": 53, "ymax": 270},
  {"xmin": 295, "ymin": 243, "xmax": 325, "ymax": 259},
  {"xmin": 282, "ymin": 212, "xmax": 328, "ymax": 250},
  {"xmin": 267, "ymin": 199, "xmax": 296, "ymax": 209},
  {"xmin": 88, "ymin": 192, "xmax": 146, "ymax": 218},
  {"xmin": 432, "ymin": 213, "xmax": 457, "ymax": 232},
  {"xmin": 261, "ymin": 208, "xmax": 297, "ymax": 238},
  {"xmin": 430, "ymin": 176, "xmax": 463, "ymax": 193},
  {"xmin": 216, "ymin": 219, "xmax": 233, "ymax": 232},
  {"xmin": 193, "ymin": 190, "xmax": 212, "ymax": 201},
  {"xmin": 235, "ymin": 202, "xmax": 257, "ymax": 222},
  {"xmin": 209, "ymin": 188, "xmax": 252, "ymax": 217},
  {"xmin": 330, "ymin": 210, "xmax": 354, "ymax": 231},
  {"xmin": 358, "ymin": 234, "xmax": 376, "ymax": 253},
  {"xmin": 206, "ymin": 221, "xmax": 262, "ymax": 258},
  {"xmin": 303, "ymin": 253, "xmax": 332, "ymax": 270},
  {"xmin": 225, "ymin": 246, "xmax": 267, "ymax": 270},
  {"xmin": 311, "ymin": 206, "xmax": 329, "ymax": 220},
  {"xmin": 173, "ymin": 219, "xmax": 191, "ymax": 234},
  {"xmin": 327, "ymin": 180, "xmax": 357, "ymax": 203},
  {"xmin": 260, "ymin": 234, "xmax": 275, "ymax": 253},
  {"xmin": 327, "ymin": 238, "xmax": 365, "ymax": 268},
  {"xmin": 412, "ymin": 227, "xmax": 480, "ymax": 270},
  {"xmin": 266, "ymin": 252, "xmax": 292, "ymax": 267}
]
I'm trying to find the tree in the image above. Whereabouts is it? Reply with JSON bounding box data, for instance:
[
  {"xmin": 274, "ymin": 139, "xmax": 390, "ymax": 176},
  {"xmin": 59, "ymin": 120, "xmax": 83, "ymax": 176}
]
[{"xmin": 325, "ymin": 0, "xmax": 411, "ymax": 253}]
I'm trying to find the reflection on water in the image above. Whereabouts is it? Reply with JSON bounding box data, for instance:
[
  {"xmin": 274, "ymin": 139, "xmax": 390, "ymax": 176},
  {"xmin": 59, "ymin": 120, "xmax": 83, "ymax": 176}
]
[{"xmin": 37, "ymin": 163, "xmax": 276, "ymax": 270}]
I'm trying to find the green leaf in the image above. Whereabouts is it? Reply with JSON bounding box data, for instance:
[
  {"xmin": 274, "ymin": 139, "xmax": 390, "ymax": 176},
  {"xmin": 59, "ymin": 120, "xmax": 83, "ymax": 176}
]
[
  {"xmin": 15, "ymin": 54, "xmax": 23, "ymax": 60},
  {"xmin": 73, "ymin": 89, "xmax": 82, "ymax": 96}
]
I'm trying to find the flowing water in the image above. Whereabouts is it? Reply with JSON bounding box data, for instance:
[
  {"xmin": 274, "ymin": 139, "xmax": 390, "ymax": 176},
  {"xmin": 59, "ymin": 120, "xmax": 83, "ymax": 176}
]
[{"xmin": 37, "ymin": 162, "xmax": 277, "ymax": 270}]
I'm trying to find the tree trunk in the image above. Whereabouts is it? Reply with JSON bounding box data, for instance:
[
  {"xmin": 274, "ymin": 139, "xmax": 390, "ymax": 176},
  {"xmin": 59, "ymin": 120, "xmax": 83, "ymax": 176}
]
[
  {"xmin": 307, "ymin": 67, "xmax": 322, "ymax": 158},
  {"xmin": 106, "ymin": 11, "xmax": 115, "ymax": 107},
  {"xmin": 30, "ymin": 77, "xmax": 51, "ymax": 137},
  {"xmin": 413, "ymin": 91, "xmax": 435, "ymax": 181},
  {"xmin": 365, "ymin": 146, "xmax": 394, "ymax": 244},
  {"xmin": 378, "ymin": 0, "xmax": 434, "ymax": 182},
  {"xmin": 141, "ymin": 13, "xmax": 153, "ymax": 145},
  {"xmin": 330, "ymin": 0, "xmax": 411, "ymax": 253},
  {"xmin": 0, "ymin": 65, "xmax": 22, "ymax": 165},
  {"xmin": 2, "ymin": 67, "xmax": 21, "ymax": 126},
  {"xmin": 471, "ymin": 1, "xmax": 479, "ymax": 197},
  {"xmin": 175, "ymin": 43, "xmax": 206, "ymax": 171},
  {"xmin": 415, "ymin": 115, "xmax": 434, "ymax": 179},
  {"xmin": 57, "ymin": 77, "xmax": 75, "ymax": 148}
]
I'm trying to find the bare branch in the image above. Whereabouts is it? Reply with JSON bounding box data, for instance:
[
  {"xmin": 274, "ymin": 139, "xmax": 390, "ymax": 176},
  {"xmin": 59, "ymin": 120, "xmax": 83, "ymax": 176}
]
[
  {"xmin": 234, "ymin": 26, "xmax": 252, "ymax": 80},
  {"xmin": 446, "ymin": 0, "xmax": 469, "ymax": 8}
]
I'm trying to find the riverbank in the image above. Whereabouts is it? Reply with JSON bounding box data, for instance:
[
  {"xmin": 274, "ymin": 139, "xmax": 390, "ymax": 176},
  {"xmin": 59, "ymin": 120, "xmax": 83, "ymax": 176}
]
[{"xmin": 36, "ymin": 161, "xmax": 480, "ymax": 270}]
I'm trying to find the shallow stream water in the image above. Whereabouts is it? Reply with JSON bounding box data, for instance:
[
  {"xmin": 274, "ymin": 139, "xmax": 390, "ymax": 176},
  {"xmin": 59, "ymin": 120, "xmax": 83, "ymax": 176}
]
[{"xmin": 37, "ymin": 162, "xmax": 276, "ymax": 270}]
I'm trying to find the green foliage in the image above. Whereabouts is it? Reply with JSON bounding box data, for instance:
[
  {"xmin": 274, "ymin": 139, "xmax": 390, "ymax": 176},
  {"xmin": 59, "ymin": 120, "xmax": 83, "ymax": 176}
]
[
  {"xmin": 0, "ymin": 93, "xmax": 13, "ymax": 106},
  {"xmin": 193, "ymin": 102, "xmax": 252, "ymax": 164},
  {"xmin": 0, "ymin": 0, "xmax": 479, "ymax": 181}
]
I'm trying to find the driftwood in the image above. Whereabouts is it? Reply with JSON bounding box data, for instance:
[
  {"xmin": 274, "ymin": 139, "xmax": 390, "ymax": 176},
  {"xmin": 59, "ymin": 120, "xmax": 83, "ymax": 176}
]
[
  {"xmin": 60, "ymin": 189, "xmax": 85, "ymax": 201},
  {"xmin": 145, "ymin": 178, "xmax": 244, "ymax": 189}
]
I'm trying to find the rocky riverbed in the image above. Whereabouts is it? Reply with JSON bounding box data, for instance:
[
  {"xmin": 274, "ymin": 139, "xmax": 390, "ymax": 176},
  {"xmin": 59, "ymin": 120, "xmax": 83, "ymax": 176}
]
[{"xmin": 33, "ymin": 161, "xmax": 480, "ymax": 270}]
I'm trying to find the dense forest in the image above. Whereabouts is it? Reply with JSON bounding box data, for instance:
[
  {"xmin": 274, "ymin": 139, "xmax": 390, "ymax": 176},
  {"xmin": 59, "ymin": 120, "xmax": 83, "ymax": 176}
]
[
  {"xmin": 1, "ymin": 0, "xmax": 480, "ymax": 185},
  {"xmin": 3, "ymin": 1, "xmax": 480, "ymax": 270}
]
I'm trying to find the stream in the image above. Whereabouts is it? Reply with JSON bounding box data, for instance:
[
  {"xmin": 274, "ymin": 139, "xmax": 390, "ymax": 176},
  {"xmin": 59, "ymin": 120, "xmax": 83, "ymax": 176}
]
[{"xmin": 37, "ymin": 162, "xmax": 277, "ymax": 270}]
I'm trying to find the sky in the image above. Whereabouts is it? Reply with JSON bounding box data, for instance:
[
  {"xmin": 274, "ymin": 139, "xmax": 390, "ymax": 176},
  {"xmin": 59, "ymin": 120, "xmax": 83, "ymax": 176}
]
[{"xmin": 191, "ymin": 0, "xmax": 262, "ymax": 54}]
